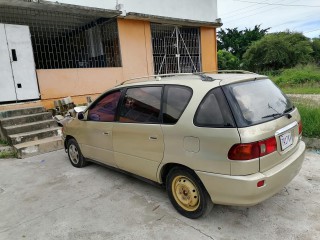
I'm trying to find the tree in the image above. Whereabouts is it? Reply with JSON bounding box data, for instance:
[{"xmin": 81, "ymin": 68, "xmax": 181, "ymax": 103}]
[
  {"xmin": 217, "ymin": 50, "xmax": 240, "ymax": 70},
  {"xmin": 312, "ymin": 38, "xmax": 320, "ymax": 64},
  {"xmin": 243, "ymin": 32, "xmax": 313, "ymax": 71},
  {"xmin": 217, "ymin": 25, "xmax": 269, "ymax": 60}
]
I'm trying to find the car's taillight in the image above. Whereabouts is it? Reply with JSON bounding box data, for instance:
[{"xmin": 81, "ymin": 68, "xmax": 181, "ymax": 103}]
[
  {"xmin": 228, "ymin": 136, "xmax": 277, "ymax": 160},
  {"xmin": 228, "ymin": 142, "xmax": 260, "ymax": 160},
  {"xmin": 259, "ymin": 137, "xmax": 277, "ymax": 157},
  {"xmin": 298, "ymin": 121, "xmax": 303, "ymax": 135}
]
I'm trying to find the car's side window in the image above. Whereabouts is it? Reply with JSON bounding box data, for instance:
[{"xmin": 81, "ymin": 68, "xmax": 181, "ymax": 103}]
[
  {"xmin": 162, "ymin": 85, "xmax": 192, "ymax": 124},
  {"xmin": 87, "ymin": 91, "xmax": 121, "ymax": 122},
  {"xmin": 119, "ymin": 86, "xmax": 162, "ymax": 123},
  {"xmin": 194, "ymin": 87, "xmax": 235, "ymax": 128}
]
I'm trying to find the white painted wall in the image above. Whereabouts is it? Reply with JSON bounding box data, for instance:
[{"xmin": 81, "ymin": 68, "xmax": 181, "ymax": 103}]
[
  {"xmin": 45, "ymin": 0, "xmax": 116, "ymax": 9},
  {"xmin": 46, "ymin": 0, "xmax": 218, "ymax": 22}
]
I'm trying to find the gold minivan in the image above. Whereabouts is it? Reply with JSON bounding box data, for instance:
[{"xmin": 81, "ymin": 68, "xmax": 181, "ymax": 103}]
[{"xmin": 62, "ymin": 72, "xmax": 306, "ymax": 219}]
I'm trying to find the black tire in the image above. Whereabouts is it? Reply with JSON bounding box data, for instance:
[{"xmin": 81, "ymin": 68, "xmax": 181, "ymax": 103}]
[
  {"xmin": 166, "ymin": 167, "xmax": 213, "ymax": 219},
  {"xmin": 67, "ymin": 138, "xmax": 87, "ymax": 168}
]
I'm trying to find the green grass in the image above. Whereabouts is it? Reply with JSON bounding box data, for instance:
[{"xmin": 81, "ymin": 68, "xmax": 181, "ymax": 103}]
[
  {"xmin": 0, "ymin": 139, "xmax": 16, "ymax": 159},
  {"xmin": 0, "ymin": 151, "xmax": 16, "ymax": 159},
  {"xmin": 295, "ymin": 102, "xmax": 320, "ymax": 138},
  {"xmin": 270, "ymin": 64, "xmax": 320, "ymax": 85},
  {"xmin": 267, "ymin": 64, "xmax": 320, "ymax": 94},
  {"xmin": 0, "ymin": 139, "xmax": 9, "ymax": 146}
]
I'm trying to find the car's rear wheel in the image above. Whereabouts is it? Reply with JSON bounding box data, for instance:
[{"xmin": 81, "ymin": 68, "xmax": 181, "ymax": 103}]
[
  {"xmin": 67, "ymin": 138, "xmax": 87, "ymax": 168},
  {"xmin": 166, "ymin": 167, "xmax": 213, "ymax": 219}
]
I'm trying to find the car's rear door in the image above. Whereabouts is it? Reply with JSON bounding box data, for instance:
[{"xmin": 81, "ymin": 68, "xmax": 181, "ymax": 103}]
[
  {"xmin": 222, "ymin": 79, "xmax": 302, "ymax": 172},
  {"xmin": 113, "ymin": 86, "xmax": 164, "ymax": 182}
]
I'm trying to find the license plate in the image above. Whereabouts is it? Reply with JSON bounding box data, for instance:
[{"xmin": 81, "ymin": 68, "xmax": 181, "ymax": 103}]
[{"xmin": 280, "ymin": 131, "xmax": 293, "ymax": 151}]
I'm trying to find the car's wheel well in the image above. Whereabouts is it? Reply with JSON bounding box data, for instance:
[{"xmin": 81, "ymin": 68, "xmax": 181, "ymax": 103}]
[
  {"xmin": 161, "ymin": 163, "xmax": 196, "ymax": 185},
  {"xmin": 64, "ymin": 135, "xmax": 74, "ymax": 150}
]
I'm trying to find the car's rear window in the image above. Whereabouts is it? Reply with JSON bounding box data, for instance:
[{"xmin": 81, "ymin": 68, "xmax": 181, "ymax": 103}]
[{"xmin": 223, "ymin": 79, "xmax": 294, "ymax": 127}]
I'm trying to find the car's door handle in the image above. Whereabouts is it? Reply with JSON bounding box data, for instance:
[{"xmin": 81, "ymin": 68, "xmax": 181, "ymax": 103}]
[
  {"xmin": 103, "ymin": 131, "xmax": 111, "ymax": 136},
  {"xmin": 149, "ymin": 136, "xmax": 158, "ymax": 140}
]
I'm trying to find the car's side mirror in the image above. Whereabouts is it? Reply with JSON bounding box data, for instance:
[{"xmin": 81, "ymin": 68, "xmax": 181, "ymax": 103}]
[{"xmin": 78, "ymin": 112, "xmax": 85, "ymax": 120}]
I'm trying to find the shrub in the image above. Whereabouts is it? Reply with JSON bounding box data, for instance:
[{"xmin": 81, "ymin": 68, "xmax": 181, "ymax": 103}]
[
  {"xmin": 217, "ymin": 50, "xmax": 240, "ymax": 70},
  {"xmin": 312, "ymin": 38, "xmax": 320, "ymax": 64},
  {"xmin": 243, "ymin": 32, "xmax": 313, "ymax": 72}
]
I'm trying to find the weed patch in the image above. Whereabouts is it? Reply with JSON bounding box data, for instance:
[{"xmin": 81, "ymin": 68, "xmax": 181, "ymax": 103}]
[
  {"xmin": 0, "ymin": 150, "xmax": 16, "ymax": 159},
  {"xmin": 295, "ymin": 102, "xmax": 320, "ymax": 138}
]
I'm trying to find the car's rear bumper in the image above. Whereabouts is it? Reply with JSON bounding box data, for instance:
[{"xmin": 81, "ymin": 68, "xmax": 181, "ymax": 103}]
[{"xmin": 196, "ymin": 141, "xmax": 306, "ymax": 206}]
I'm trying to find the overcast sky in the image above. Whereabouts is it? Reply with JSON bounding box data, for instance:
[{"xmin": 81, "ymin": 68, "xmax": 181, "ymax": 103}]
[{"xmin": 217, "ymin": 0, "xmax": 320, "ymax": 38}]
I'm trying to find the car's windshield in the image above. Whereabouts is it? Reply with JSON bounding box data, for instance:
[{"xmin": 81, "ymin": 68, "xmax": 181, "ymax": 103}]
[{"xmin": 223, "ymin": 79, "xmax": 294, "ymax": 127}]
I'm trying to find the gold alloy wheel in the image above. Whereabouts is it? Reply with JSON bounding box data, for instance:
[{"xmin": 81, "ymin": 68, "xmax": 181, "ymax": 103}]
[{"xmin": 171, "ymin": 175, "xmax": 200, "ymax": 211}]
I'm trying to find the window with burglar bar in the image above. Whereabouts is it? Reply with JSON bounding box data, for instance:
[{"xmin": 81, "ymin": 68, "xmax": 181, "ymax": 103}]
[
  {"xmin": 151, "ymin": 23, "xmax": 201, "ymax": 74},
  {"xmin": 0, "ymin": 5, "xmax": 122, "ymax": 69}
]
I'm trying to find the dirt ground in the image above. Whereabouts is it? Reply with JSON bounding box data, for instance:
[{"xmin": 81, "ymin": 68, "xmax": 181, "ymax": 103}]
[
  {"xmin": 0, "ymin": 149, "xmax": 319, "ymax": 240},
  {"xmin": 288, "ymin": 94, "xmax": 320, "ymax": 106}
]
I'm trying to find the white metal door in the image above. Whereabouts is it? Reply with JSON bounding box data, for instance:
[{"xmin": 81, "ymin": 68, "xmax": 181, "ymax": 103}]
[
  {"xmin": 5, "ymin": 24, "xmax": 39, "ymax": 101},
  {"xmin": 0, "ymin": 24, "xmax": 17, "ymax": 102}
]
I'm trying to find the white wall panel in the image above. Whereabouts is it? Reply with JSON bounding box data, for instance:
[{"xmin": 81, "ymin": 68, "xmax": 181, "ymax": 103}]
[
  {"xmin": 46, "ymin": 0, "xmax": 217, "ymax": 22},
  {"xmin": 120, "ymin": 0, "xmax": 217, "ymax": 22}
]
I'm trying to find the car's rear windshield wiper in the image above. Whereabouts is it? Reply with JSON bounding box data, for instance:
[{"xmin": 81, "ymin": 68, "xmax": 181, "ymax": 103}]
[
  {"xmin": 283, "ymin": 106, "xmax": 294, "ymax": 114},
  {"xmin": 282, "ymin": 106, "xmax": 294, "ymax": 119},
  {"xmin": 261, "ymin": 113, "xmax": 282, "ymax": 119},
  {"xmin": 262, "ymin": 106, "xmax": 294, "ymax": 119}
]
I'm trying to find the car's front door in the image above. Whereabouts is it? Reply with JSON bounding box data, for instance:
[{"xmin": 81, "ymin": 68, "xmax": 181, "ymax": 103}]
[
  {"xmin": 113, "ymin": 86, "xmax": 164, "ymax": 181},
  {"xmin": 80, "ymin": 90, "xmax": 121, "ymax": 167}
]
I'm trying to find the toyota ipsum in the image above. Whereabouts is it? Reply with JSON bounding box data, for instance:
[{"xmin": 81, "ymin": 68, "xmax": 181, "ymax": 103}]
[{"xmin": 62, "ymin": 72, "xmax": 305, "ymax": 219}]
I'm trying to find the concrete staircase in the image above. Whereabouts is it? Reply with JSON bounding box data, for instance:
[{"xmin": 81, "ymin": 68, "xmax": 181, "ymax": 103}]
[{"xmin": 0, "ymin": 107, "xmax": 63, "ymax": 158}]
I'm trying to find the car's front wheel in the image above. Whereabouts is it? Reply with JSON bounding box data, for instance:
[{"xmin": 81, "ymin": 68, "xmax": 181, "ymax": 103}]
[
  {"xmin": 67, "ymin": 138, "xmax": 87, "ymax": 168},
  {"xmin": 166, "ymin": 167, "xmax": 213, "ymax": 219}
]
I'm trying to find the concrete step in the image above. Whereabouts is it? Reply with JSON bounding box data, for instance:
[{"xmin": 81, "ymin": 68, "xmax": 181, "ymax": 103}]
[
  {"xmin": 0, "ymin": 112, "xmax": 52, "ymax": 127},
  {"xmin": 0, "ymin": 107, "xmax": 45, "ymax": 119},
  {"xmin": 3, "ymin": 120, "xmax": 58, "ymax": 136},
  {"xmin": 8, "ymin": 127, "xmax": 62, "ymax": 145},
  {"xmin": 14, "ymin": 136, "xmax": 64, "ymax": 159}
]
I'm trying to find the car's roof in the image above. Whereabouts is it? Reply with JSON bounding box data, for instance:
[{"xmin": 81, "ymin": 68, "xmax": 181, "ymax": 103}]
[{"xmin": 114, "ymin": 73, "xmax": 268, "ymax": 89}]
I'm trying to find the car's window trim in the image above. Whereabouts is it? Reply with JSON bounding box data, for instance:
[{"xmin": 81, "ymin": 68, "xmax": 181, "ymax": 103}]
[{"xmin": 85, "ymin": 83, "xmax": 194, "ymax": 125}]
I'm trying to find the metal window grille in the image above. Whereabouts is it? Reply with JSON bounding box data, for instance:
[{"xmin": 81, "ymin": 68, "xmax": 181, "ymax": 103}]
[
  {"xmin": 151, "ymin": 23, "xmax": 201, "ymax": 74},
  {"xmin": 0, "ymin": 5, "xmax": 121, "ymax": 69}
]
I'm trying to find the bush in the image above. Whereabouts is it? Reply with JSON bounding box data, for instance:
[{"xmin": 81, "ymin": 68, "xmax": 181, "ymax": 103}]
[
  {"xmin": 243, "ymin": 32, "xmax": 313, "ymax": 72},
  {"xmin": 217, "ymin": 50, "xmax": 240, "ymax": 70},
  {"xmin": 312, "ymin": 38, "xmax": 320, "ymax": 64}
]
